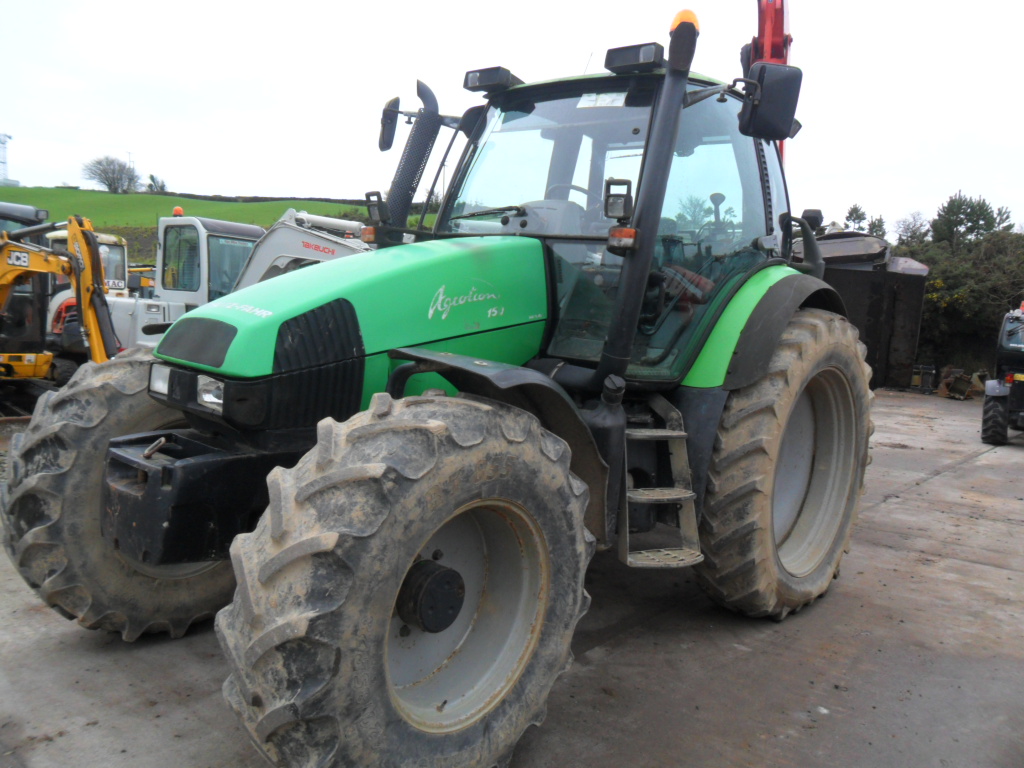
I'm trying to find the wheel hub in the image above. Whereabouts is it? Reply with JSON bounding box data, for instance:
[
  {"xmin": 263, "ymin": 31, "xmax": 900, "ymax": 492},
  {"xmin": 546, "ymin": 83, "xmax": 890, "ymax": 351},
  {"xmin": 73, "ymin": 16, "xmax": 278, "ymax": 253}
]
[{"xmin": 396, "ymin": 559, "xmax": 466, "ymax": 633}]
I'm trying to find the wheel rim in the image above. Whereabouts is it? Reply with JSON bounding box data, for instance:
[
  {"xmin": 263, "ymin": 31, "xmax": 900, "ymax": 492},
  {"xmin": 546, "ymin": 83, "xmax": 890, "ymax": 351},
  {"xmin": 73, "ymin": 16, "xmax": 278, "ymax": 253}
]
[
  {"xmin": 386, "ymin": 499, "xmax": 549, "ymax": 733},
  {"xmin": 772, "ymin": 367, "xmax": 857, "ymax": 577}
]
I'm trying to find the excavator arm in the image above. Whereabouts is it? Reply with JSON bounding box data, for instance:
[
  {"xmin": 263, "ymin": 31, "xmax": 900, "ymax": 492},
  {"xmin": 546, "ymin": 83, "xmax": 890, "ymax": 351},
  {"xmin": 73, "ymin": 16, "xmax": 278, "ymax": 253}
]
[
  {"xmin": 63, "ymin": 216, "xmax": 120, "ymax": 362},
  {"xmin": 0, "ymin": 216, "xmax": 120, "ymax": 376}
]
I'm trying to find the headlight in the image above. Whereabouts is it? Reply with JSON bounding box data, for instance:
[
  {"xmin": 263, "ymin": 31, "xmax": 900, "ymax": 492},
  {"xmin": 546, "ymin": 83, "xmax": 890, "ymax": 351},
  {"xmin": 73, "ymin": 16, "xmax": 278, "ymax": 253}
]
[
  {"xmin": 150, "ymin": 364, "xmax": 171, "ymax": 395},
  {"xmin": 197, "ymin": 375, "xmax": 224, "ymax": 414}
]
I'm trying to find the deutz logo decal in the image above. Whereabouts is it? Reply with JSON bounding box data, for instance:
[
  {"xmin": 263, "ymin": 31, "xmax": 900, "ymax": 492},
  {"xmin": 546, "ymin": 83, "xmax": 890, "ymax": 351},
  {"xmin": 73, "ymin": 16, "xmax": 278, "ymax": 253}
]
[{"xmin": 429, "ymin": 282, "xmax": 500, "ymax": 320}]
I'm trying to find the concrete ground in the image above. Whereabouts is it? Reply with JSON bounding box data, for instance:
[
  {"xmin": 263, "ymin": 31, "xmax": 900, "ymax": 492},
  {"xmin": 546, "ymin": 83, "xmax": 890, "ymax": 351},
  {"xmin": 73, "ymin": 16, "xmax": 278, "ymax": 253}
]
[{"xmin": 1, "ymin": 390, "xmax": 1021, "ymax": 768}]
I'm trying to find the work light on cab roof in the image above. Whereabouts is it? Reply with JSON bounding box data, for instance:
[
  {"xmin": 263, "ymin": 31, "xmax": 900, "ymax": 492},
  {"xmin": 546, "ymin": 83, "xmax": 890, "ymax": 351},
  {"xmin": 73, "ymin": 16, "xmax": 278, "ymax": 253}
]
[
  {"xmin": 605, "ymin": 42, "xmax": 665, "ymax": 74},
  {"xmin": 463, "ymin": 66, "xmax": 522, "ymax": 94}
]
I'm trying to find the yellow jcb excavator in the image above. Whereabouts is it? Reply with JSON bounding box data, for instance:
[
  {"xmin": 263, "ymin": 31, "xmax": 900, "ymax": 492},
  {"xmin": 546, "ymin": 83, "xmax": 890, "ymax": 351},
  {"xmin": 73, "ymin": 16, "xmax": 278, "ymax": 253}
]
[{"xmin": 0, "ymin": 215, "xmax": 119, "ymax": 384}]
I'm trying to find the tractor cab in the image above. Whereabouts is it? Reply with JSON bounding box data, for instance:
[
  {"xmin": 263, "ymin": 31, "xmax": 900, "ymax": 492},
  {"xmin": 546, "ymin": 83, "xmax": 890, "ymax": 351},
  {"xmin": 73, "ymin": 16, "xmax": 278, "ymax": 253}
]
[
  {"xmin": 433, "ymin": 72, "xmax": 789, "ymax": 385},
  {"xmin": 367, "ymin": 21, "xmax": 814, "ymax": 395}
]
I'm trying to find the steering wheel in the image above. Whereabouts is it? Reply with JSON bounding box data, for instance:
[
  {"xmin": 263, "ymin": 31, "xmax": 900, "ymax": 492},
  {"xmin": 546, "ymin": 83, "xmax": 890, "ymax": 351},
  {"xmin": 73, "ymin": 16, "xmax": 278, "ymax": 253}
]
[{"xmin": 546, "ymin": 183, "xmax": 589, "ymax": 198}]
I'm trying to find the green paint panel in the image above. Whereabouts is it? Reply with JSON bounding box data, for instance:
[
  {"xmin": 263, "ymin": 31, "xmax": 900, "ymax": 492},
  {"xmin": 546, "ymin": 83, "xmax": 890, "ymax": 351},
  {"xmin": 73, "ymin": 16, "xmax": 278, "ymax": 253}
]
[
  {"xmin": 156, "ymin": 237, "xmax": 548, "ymax": 378},
  {"xmin": 682, "ymin": 265, "xmax": 799, "ymax": 388},
  {"xmin": 358, "ymin": 321, "xmax": 547, "ymax": 409}
]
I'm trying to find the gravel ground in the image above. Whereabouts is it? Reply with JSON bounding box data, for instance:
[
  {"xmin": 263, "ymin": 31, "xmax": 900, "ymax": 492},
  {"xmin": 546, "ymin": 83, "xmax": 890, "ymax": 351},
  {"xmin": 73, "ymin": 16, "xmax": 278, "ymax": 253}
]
[{"xmin": 2, "ymin": 391, "xmax": 1022, "ymax": 768}]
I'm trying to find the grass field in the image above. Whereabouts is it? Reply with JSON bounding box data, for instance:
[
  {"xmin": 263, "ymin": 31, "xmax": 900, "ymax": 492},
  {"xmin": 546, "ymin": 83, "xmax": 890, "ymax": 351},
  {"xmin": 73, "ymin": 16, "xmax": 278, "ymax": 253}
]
[{"xmin": 0, "ymin": 187, "xmax": 367, "ymax": 229}]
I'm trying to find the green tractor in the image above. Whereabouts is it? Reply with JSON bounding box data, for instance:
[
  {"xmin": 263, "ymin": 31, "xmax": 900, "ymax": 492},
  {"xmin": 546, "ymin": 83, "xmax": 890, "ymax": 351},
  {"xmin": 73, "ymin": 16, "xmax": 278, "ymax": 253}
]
[{"xmin": 2, "ymin": 11, "xmax": 871, "ymax": 768}]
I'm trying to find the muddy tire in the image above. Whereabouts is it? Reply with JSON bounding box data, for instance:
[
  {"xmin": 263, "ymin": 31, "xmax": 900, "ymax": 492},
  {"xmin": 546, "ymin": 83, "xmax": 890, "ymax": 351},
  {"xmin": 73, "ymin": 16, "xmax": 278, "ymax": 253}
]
[
  {"xmin": 1, "ymin": 347, "xmax": 235, "ymax": 640},
  {"xmin": 981, "ymin": 395, "xmax": 1009, "ymax": 445},
  {"xmin": 216, "ymin": 393, "xmax": 593, "ymax": 768},
  {"xmin": 695, "ymin": 309, "xmax": 872, "ymax": 620}
]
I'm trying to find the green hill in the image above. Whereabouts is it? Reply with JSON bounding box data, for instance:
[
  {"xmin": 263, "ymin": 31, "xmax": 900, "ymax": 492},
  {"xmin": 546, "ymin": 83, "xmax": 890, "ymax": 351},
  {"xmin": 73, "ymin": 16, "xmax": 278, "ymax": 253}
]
[{"xmin": 0, "ymin": 187, "xmax": 367, "ymax": 229}]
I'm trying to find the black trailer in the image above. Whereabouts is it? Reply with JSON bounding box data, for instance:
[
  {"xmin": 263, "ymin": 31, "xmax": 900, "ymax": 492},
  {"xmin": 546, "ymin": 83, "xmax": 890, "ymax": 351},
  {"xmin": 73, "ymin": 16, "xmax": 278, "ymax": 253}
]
[{"xmin": 797, "ymin": 231, "xmax": 927, "ymax": 389}]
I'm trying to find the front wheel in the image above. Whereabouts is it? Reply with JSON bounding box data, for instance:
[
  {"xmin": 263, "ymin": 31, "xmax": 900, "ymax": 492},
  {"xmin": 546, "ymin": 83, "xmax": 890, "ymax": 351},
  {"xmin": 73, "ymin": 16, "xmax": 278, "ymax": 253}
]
[
  {"xmin": 216, "ymin": 393, "xmax": 593, "ymax": 768},
  {"xmin": 981, "ymin": 395, "xmax": 1009, "ymax": 445},
  {"xmin": 695, "ymin": 309, "xmax": 872, "ymax": 619},
  {"xmin": 1, "ymin": 348, "xmax": 236, "ymax": 640}
]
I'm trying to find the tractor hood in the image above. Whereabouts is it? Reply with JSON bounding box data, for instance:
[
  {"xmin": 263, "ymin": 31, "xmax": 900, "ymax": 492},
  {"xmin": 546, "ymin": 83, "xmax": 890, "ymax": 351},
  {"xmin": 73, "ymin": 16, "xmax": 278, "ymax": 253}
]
[{"xmin": 154, "ymin": 236, "xmax": 548, "ymax": 378}]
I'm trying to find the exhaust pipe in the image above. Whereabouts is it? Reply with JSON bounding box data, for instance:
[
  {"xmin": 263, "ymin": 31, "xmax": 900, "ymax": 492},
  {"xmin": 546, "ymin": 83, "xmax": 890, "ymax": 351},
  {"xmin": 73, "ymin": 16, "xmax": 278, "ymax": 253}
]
[{"xmin": 383, "ymin": 81, "xmax": 443, "ymax": 232}]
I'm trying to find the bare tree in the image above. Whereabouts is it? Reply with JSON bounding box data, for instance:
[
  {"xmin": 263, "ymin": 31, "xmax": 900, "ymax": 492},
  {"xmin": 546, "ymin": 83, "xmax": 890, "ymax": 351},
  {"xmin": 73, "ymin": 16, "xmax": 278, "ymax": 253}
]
[
  {"xmin": 676, "ymin": 194, "xmax": 713, "ymax": 230},
  {"xmin": 894, "ymin": 211, "xmax": 930, "ymax": 246},
  {"xmin": 82, "ymin": 156, "xmax": 140, "ymax": 194}
]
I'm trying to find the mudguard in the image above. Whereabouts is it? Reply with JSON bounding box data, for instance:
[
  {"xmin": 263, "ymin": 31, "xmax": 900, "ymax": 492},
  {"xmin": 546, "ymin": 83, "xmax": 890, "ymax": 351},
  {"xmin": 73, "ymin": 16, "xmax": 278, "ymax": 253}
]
[
  {"xmin": 723, "ymin": 273, "xmax": 845, "ymax": 390},
  {"xmin": 986, "ymin": 379, "xmax": 1010, "ymax": 397},
  {"xmin": 682, "ymin": 268, "xmax": 845, "ymax": 391},
  {"xmin": 388, "ymin": 347, "xmax": 610, "ymax": 546}
]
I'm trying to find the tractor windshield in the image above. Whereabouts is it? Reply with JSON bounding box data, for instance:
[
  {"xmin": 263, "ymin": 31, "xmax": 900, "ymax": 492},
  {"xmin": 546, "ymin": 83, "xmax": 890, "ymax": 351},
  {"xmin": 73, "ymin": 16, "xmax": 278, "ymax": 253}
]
[
  {"xmin": 1001, "ymin": 314, "xmax": 1024, "ymax": 352},
  {"xmin": 438, "ymin": 83, "xmax": 652, "ymax": 237}
]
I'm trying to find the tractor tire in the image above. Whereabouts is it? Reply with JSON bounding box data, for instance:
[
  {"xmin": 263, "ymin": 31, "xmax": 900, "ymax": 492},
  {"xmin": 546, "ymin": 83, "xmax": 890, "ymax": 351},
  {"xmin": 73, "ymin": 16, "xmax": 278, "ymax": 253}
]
[
  {"xmin": 216, "ymin": 393, "xmax": 593, "ymax": 768},
  {"xmin": 1, "ymin": 347, "xmax": 236, "ymax": 640},
  {"xmin": 981, "ymin": 395, "xmax": 1009, "ymax": 445},
  {"xmin": 695, "ymin": 309, "xmax": 872, "ymax": 620}
]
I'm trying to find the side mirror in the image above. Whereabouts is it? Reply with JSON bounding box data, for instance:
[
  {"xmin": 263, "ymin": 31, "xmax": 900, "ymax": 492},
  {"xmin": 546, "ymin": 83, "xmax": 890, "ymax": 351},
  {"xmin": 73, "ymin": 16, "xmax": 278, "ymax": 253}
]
[
  {"xmin": 737, "ymin": 62, "xmax": 802, "ymax": 141},
  {"xmin": 604, "ymin": 178, "xmax": 634, "ymax": 220},
  {"xmin": 379, "ymin": 97, "xmax": 400, "ymax": 151}
]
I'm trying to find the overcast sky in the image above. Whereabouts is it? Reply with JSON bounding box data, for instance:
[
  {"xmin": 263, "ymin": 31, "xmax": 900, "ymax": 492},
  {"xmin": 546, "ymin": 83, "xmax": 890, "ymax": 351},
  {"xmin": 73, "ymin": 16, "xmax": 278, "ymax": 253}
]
[{"xmin": 4, "ymin": 1, "xmax": 1021, "ymax": 235}]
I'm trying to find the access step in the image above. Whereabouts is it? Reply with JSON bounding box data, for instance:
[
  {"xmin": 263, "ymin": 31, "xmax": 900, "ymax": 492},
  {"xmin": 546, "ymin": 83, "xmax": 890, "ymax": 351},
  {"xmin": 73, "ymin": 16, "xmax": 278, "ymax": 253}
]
[
  {"xmin": 626, "ymin": 428, "xmax": 688, "ymax": 440},
  {"xmin": 625, "ymin": 546, "xmax": 704, "ymax": 569},
  {"xmin": 627, "ymin": 487, "xmax": 696, "ymax": 504}
]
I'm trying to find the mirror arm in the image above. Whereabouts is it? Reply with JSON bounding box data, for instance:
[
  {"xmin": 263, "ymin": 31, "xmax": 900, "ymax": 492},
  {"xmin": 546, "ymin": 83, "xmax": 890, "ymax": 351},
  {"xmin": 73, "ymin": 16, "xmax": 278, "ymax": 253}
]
[
  {"xmin": 731, "ymin": 77, "xmax": 762, "ymax": 104},
  {"xmin": 683, "ymin": 84, "xmax": 730, "ymax": 107},
  {"xmin": 384, "ymin": 108, "xmax": 461, "ymax": 130},
  {"xmin": 684, "ymin": 79, "xmax": 762, "ymax": 109}
]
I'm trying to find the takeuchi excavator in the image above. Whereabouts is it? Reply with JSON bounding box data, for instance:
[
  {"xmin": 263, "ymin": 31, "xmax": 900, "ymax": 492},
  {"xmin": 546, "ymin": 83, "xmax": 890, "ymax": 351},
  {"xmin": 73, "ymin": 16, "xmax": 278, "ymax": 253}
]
[{"xmin": 0, "ymin": 216, "xmax": 119, "ymax": 384}]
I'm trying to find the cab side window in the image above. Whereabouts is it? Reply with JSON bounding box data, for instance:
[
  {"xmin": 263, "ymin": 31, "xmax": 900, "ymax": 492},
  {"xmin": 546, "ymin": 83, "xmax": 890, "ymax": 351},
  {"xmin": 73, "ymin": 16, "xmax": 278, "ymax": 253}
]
[
  {"xmin": 163, "ymin": 226, "xmax": 200, "ymax": 292},
  {"xmin": 626, "ymin": 93, "xmax": 770, "ymax": 381}
]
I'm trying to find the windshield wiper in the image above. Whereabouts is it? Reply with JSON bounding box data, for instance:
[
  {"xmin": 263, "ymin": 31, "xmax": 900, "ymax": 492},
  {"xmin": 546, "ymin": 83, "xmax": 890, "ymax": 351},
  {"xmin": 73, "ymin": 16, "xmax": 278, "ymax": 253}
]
[{"xmin": 449, "ymin": 205, "xmax": 525, "ymax": 221}]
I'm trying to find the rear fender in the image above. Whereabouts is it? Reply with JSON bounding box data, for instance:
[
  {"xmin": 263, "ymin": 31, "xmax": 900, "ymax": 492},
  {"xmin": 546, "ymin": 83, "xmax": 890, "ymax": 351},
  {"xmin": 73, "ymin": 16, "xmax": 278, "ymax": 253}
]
[
  {"xmin": 723, "ymin": 274, "xmax": 846, "ymax": 390},
  {"xmin": 682, "ymin": 271, "xmax": 845, "ymax": 391},
  {"xmin": 388, "ymin": 347, "xmax": 610, "ymax": 547},
  {"xmin": 986, "ymin": 379, "xmax": 1010, "ymax": 397}
]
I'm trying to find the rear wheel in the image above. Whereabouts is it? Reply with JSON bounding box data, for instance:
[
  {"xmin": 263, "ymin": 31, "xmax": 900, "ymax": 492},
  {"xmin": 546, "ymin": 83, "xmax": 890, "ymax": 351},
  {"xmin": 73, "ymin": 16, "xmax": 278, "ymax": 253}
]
[
  {"xmin": 216, "ymin": 393, "xmax": 593, "ymax": 768},
  {"xmin": 1, "ymin": 347, "xmax": 235, "ymax": 640},
  {"xmin": 981, "ymin": 395, "xmax": 1009, "ymax": 445},
  {"xmin": 695, "ymin": 309, "xmax": 872, "ymax": 619}
]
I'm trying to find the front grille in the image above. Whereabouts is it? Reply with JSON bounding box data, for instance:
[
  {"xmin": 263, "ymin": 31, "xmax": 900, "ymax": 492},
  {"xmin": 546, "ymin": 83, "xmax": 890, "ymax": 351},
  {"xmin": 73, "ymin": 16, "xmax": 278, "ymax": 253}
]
[
  {"xmin": 274, "ymin": 298, "xmax": 363, "ymax": 373},
  {"xmin": 262, "ymin": 356, "xmax": 365, "ymax": 429}
]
